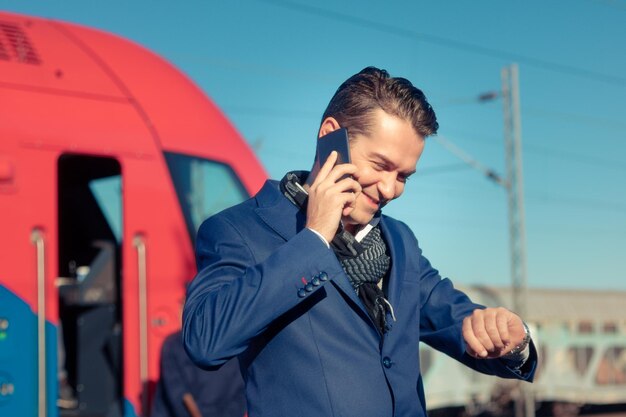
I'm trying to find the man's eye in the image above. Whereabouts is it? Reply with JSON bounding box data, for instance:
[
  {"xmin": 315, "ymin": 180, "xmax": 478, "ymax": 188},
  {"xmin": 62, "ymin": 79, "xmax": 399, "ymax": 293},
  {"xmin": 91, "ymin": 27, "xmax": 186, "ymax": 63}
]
[{"xmin": 398, "ymin": 173, "xmax": 413, "ymax": 183}]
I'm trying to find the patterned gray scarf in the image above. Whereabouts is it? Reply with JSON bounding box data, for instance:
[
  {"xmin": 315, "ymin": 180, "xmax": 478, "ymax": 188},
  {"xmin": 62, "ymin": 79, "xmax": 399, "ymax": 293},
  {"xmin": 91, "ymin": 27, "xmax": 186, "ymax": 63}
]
[
  {"xmin": 339, "ymin": 226, "xmax": 389, "ymax": 290},
  {"xmin": 280, "ymin": 171, "xmax": 393, "ymax": 334}
]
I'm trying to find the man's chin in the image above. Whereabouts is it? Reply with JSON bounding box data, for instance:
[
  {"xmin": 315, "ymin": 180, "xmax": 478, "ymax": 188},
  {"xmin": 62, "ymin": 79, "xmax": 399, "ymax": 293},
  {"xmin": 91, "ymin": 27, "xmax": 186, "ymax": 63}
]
[{"xmin": 342, "ymin": 212, "xmax": 375, "ymax": 232}]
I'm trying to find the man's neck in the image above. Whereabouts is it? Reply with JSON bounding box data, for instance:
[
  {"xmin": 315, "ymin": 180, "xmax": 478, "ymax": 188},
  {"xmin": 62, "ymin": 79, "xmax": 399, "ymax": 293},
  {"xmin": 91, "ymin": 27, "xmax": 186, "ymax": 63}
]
[{"xmin": 344, "ymin": 223, "xmax": 358, "ymax": 236}]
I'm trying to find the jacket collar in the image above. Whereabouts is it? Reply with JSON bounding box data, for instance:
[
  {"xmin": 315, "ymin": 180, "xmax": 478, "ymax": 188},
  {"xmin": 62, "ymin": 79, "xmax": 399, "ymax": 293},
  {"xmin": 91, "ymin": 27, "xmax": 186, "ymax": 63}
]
[{"xmin": 254, "ymin": 180, "xmax": 307, "ymax": 241}]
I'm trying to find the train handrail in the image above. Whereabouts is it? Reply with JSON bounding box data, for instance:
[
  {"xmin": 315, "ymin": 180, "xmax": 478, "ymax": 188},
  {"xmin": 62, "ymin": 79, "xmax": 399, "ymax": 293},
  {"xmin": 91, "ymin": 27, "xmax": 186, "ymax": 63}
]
[
  {"xmin": 133, "ymin": 233, "xmax": 149, "ymax": 416},
  {"xmin": 30, "ymin": 227, "xmax": 47, "ymax": 417}
]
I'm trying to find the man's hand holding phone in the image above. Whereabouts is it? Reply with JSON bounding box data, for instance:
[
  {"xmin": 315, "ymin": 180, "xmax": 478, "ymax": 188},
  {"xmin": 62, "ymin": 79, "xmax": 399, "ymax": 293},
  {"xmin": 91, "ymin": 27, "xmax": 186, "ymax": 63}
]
[{"xmin": 306, "ymin": 151, "xmax": 361, "ymax": 243}]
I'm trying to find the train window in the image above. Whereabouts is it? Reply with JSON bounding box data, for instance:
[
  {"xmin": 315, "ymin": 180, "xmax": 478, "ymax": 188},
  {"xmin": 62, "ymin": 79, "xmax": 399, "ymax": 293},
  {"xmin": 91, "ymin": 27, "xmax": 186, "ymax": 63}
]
[
  {"xmin": 567, "ymin": 346, "xmax": 594, "ymax": 376},
  {"xmin": 578, "ymin": 321, "xmax": 594, "ymax": 334},
  {"xmin": 165, "ymin": 152, "xmax": 249, "ymax": 244},
  {"xmin": 596, "ymin": 347, "xmax": 626, "ymax": 385},
  {"xmin": 89, "ymin": 176, "xmax": 122, "ymax": 243},
  {"xmin": 602, "ymin": 322, "xmax": 618, "ymax": 334}
]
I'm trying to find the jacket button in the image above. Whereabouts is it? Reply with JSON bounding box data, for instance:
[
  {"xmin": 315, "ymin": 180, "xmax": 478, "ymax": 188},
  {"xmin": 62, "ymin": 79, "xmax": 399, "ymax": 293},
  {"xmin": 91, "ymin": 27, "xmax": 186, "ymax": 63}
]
[
  {"xmin": 382, "ymin": 357, "xmax": 393, "ymax": 369},
  {"xmin": 297, "ymin": 289, "xmax": 307, "ymax": 298},
  {"xmin": 305, "ymin": 283, "xmax": 313, "ymax": 292},
  {"xmin": 318, "ymin": 272, "xmax": 328, "ymax": 281},
  {"xmin": 311, "ymin": 277, "xmax": 320, "ymax": 286}
]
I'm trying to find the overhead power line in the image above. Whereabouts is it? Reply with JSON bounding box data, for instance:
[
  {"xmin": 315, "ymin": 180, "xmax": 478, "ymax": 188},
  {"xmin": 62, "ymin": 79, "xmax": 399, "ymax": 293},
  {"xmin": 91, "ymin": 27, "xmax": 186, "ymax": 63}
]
[
  {"xmin": 589, "ymin": 0, "xmax": 626, "ymax": 11},
  {"xmin": 410, "ymin": 180, "xmax": 626, "ymax": 213},
  {"xmin": 416, "ymin": 163, "xmax": 471, "ymax": 176},
  {"xmin": 522, "ymin": 106, "xmax": 626, "ymax": 130},
  {"xmin": 440, "ymin": 128, "xmax": 626, "ymax": 172},
  {"xmin": 259, "ymin": 0, "xmax": 626, "ymax": 87},
  {"xmin": 527, "ymin": 191, "xmax": 626, "ymax": 213},
  {"xmin": 524, "ymin": 143, "xmax": 626, "ymax": 171},
  {"xmin": 433, "ymin": 135, "xmax": 507, "ymax": 186}
]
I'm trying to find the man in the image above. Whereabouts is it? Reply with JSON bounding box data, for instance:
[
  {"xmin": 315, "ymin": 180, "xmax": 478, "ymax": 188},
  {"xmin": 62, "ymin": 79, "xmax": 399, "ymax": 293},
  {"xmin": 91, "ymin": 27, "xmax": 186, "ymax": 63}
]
[
  {"xmin": 154, "ymin": 289, "xmax": 246, "ymax": 417},
  {"xmin": 183, "ymin": 67, "xmax": 537, "ymax": 417},
  {"xmin": 152, "ymin": 331, "xmax": 246, "ymax": 417}
]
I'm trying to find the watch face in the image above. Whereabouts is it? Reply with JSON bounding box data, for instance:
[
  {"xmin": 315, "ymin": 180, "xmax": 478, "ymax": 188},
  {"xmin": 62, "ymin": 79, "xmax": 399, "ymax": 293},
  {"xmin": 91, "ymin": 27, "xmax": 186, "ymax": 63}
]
[{"xmin": 509, "ymin": 322, "xmax": 531, "ymax": 355}]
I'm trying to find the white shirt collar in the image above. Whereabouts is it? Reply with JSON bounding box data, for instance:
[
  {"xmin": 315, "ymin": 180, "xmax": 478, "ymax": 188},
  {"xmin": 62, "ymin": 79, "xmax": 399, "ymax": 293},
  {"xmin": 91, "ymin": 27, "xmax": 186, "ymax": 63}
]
[{"xmin": 353, "ymin": 213, "xmax": 381, "ymax": 243}]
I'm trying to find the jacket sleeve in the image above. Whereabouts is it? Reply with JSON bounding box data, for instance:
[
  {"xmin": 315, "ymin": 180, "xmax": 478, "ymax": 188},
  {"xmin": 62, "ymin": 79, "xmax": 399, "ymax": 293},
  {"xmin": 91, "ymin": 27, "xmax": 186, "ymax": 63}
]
[
  {"xmin": 182, "ymin": 214, "xmax": 343, "ymax": 368},
  {"xmin": 415, "ymin": 241, "xmax": 538, "ymax": 381}
]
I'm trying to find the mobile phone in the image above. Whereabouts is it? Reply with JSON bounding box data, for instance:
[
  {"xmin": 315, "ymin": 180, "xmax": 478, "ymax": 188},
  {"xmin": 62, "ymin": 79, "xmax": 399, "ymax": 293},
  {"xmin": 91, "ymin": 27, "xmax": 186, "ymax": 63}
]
[{"xmin": 316, "ymin": 128, "xmax": 351, "ymax": 169}]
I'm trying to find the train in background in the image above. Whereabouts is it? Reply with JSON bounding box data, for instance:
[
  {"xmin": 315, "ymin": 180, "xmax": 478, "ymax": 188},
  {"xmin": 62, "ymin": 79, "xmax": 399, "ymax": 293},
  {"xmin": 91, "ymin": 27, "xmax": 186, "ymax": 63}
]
[
  {"xmin": 421, "ymin": 286, "xmax": 626, "ymax": 417},
  {"xmin": 0, "ymin": 11, "xmax": 266, "ymax": 417}
]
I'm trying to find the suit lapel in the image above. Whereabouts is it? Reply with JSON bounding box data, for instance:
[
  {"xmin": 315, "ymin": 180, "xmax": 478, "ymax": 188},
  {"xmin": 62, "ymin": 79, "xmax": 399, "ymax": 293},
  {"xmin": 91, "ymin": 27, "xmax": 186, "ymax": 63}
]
[
  {"xmin": 252, "ymin": 180, "xmax": 380, "ymax": 326},
  {"xmin": 380, "ymin": 217, "xmax": 406, "ymax": 312}
]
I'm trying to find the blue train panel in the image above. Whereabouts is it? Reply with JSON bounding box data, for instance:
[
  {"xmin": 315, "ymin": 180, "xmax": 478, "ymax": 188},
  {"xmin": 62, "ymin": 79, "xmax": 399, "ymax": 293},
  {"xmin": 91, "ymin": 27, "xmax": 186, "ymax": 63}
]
[{"xmin": 0, "ymin": 285, "xmax": 58, "ymax": 417}]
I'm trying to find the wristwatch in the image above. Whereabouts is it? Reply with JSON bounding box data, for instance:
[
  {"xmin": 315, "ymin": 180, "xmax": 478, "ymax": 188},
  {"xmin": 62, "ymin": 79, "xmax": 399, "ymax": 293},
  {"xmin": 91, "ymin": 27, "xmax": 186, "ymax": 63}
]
[{"xmin": 507, "ymin": 321, "xmax": 531, "ymax": 356}]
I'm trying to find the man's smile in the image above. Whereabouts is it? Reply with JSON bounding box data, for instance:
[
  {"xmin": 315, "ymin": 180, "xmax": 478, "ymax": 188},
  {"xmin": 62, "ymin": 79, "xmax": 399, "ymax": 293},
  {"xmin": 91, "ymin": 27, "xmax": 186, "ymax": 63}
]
[{"xmin": 362, "ymin": 192, "xmax": 380, "ymax": 209}]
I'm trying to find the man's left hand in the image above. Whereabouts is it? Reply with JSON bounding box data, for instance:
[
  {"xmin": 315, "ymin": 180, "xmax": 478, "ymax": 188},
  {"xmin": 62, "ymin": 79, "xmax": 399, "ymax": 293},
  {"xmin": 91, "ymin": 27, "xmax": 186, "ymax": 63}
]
[{"xmin": 462, "ymin": 307, "xmax": 526, "ymax": 359}]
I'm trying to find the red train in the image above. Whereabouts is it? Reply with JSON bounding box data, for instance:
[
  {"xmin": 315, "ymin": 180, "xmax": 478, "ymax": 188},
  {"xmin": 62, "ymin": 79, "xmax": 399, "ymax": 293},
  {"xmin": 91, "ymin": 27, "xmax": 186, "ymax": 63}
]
[{"xmin": 0, "ymin": 11, "xmax": 266, "ymax": 417}]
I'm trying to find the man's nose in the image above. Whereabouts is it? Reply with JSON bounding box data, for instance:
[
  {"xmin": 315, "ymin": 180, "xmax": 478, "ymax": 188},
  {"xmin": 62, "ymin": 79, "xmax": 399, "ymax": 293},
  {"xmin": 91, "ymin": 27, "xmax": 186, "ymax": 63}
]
[{"xmin": 377, "ymin": 174, "xmax": 396, "ymax": 201}]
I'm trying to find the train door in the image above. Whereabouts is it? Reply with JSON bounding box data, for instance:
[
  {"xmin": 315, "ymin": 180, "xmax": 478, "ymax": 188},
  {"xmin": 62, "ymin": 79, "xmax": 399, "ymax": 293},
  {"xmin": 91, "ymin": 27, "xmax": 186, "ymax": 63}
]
[
  {"xmin": 56, "ymin": 154, "xmax": 124, "ymax": 417},
  {"xmin": 119, "ymin": 152, "xmax": 199, "ymax": 417}
]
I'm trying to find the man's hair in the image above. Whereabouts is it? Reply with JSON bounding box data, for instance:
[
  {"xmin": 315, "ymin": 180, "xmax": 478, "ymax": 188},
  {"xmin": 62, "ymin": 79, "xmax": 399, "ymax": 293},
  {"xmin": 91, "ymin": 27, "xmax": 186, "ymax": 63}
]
[{"xmin": 321, "ymin": 66, "xmax": 439, "ymax": 138}]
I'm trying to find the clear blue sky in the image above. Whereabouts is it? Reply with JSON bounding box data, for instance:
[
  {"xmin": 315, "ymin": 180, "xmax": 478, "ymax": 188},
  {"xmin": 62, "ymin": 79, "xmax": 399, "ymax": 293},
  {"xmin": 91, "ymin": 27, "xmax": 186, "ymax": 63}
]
[{"xmin": 3, "ymin": 0, "xmax": 625, "ymax": 290}]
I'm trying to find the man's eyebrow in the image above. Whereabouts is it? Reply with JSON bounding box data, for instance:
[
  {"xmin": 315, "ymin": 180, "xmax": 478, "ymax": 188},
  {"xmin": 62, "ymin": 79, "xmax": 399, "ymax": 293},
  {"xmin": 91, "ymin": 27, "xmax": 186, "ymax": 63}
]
[
  {"xmin": 371, "ymin": 152, "xmax": 394, "ymax": 166},
  {"xmin": 372, "ymin": 152, "xmax": 416, "ymax": 176}
]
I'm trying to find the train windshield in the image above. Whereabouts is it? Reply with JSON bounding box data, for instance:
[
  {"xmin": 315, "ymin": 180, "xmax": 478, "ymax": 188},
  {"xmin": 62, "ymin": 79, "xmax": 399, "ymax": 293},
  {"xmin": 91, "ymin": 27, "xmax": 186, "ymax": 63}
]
[{"xmin": 165, "ymin": 152, "xmax": 249, "ymax": 244}]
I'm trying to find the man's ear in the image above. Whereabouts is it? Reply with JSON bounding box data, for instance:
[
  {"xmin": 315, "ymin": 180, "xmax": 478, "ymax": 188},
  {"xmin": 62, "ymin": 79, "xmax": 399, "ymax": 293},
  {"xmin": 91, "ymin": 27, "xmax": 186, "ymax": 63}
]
[{"xmin": 318, "ymin": 117, "xmax": 340, "ymax": 138}]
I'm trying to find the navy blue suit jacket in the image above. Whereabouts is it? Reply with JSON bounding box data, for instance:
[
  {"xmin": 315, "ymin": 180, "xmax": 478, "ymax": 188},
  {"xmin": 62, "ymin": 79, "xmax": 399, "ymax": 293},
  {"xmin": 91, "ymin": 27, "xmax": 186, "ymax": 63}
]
[{"xmin": 183, "ymin": 180, "xmax": 536, "ymax": 417}]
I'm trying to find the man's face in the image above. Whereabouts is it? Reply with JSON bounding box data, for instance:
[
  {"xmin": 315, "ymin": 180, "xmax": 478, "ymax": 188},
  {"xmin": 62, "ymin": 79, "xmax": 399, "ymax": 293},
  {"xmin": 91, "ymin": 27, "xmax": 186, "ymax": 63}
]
[{"xmin": 342, "ymin": 109, "xmax": 425, "ymax": 233}]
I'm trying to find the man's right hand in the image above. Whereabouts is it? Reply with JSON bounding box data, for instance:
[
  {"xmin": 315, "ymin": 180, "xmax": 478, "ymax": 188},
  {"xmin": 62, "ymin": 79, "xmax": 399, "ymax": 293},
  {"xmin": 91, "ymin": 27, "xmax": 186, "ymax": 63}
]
[{"xmin": 306, "ymin": 151, "xmax": 361, "ymax": 243}]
